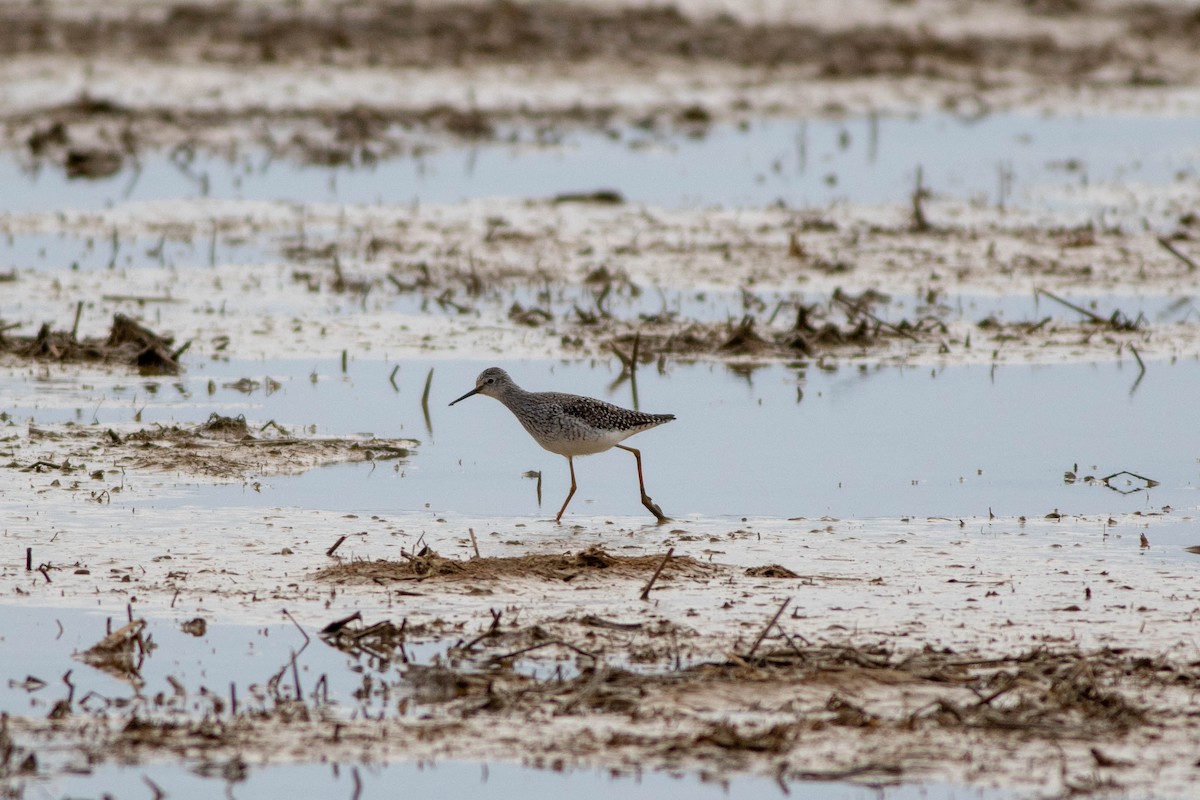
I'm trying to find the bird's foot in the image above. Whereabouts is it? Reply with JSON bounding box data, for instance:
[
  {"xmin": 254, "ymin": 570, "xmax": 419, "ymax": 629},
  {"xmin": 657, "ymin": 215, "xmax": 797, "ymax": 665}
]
[{"xmin": 641, "ymin": 494, "xmax": 669, "ymax": 524}]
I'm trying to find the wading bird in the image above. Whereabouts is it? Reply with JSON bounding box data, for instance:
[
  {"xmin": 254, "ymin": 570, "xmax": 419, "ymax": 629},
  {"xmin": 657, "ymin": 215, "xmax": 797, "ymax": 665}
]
[{"xmin": 450, "ymin": 367, "xmax": 674, "ymax": 522}]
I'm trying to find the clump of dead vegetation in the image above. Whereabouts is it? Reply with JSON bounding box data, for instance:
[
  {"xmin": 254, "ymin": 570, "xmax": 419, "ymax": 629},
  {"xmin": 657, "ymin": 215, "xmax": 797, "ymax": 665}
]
[
  {"xmin": 3, "ymin": 414, "xmax": 416, "ymax": 483},
  {"xmin": 0, "ymin": 312, "xmax": 186, "ymax": 374},
  {"xmin": 315, "ymin": 544, "xmax": 718, "ymax": 585},
  {"xmin": 302, "ymin": 596, "xmax": 1185, "ymax": 782},
  {"xmin": 15, "ymin": 588, "xmax": 1194, "ymax": 795},
  {"xmin": 319, "ymin": 604, "xmax": 1178, "ymax": 765},
  {"xmin": 77, "ymin": 618, "xmax": 154, "ymax": 686},
  {"xmin": 603, "ymin": 288, "xmax": 942, "ymax": 360}
]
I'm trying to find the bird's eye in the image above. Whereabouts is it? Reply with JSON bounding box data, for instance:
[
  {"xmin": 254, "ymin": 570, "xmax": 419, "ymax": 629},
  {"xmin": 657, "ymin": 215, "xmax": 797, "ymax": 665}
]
[{"xmin": 486, "ymin": 378, "xmax": 495, "ymax": 384}]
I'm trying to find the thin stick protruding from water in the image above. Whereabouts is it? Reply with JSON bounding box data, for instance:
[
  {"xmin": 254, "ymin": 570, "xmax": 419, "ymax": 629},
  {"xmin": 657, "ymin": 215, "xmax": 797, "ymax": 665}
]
[
  {"xmin": 421, "ymin": 367, "xmax": 434, "ymax": 435},
  {"xmin": 1157, "ymin": 236, "xmax": 1198, "ymax": 271},
  {"xmin": 1128, "ymin": 343, "xmax": 1146, "ymax": 376},
  {"xmin": 747, "ymin": 597, "xmax": 792, "ymax": 658},
  {"xmin": 639, "ymin": 547, "xmax": 673, "ymax": 601},
  {"xmin": 1035, "ymin": 287, "xmax": 1105, "ymax": 324},
  {"xmin": 70, "ymin": 301, "xmax": 83, "ymax": 340},
  {"xmin": 469, "ymin": 528, "xmax": 480, "ymax": 559}
]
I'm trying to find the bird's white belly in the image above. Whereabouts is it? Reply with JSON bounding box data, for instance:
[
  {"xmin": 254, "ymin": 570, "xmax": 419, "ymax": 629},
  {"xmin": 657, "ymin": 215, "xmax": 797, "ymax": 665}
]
[{"xmin": 533, "ymin": 428, "xmax": 627, "ymax": 457}]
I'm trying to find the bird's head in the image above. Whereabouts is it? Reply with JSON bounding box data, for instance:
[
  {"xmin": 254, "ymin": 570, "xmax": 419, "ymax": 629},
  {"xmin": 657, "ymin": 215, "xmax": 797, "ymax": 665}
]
[{"xmin": 449, "ymin": 367, "xmax": 512, "ymax": 405}]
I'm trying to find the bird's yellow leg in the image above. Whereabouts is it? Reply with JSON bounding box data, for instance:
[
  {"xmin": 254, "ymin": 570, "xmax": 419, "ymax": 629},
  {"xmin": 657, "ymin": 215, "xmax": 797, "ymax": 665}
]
[
  {"xmin": 554, "ymin": 456, "xmax": 577, "ymax": 523},
  {"xmin": 615, "ymin": 444, "xmax": 668, "ymax": 523}
]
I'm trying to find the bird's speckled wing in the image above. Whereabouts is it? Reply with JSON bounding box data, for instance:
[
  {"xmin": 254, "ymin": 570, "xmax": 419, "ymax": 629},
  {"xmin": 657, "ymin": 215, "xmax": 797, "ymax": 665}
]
[{"xmin": 547, "ymin": 392, "xmax": 675, "ymax": 431}]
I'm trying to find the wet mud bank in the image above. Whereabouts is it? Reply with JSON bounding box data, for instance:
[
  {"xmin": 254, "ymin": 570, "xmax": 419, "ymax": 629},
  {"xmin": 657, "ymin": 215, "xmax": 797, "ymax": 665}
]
[{"xmin": 2, "ymin": 1, "xmax": 1200, "ymax": 797}]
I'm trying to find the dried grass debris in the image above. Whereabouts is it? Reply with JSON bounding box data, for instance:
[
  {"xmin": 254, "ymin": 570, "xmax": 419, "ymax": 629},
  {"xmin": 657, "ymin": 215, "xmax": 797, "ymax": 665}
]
[{"xmin": 1, "ymin": 313, "xmax": 185, "ymax": 374}]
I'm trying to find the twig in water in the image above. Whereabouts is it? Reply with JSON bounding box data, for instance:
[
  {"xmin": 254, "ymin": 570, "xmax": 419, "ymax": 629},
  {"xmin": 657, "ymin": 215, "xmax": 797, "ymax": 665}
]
[
  {"xmin": 461, "ymin": 609, "xmax": 502, "ymax": 652},
  {"xmin": 143, "ymin": 776, "xmax": 166, "ymax": 800},
  {"xmin": 260, "ymin": 419, "xmax": 290, "ymax": 436},
  {"xmin": 832, "ymin": 293, "xmax": 917, "ymax": 341},
  {"xmin": 793, "ymin": 762, "xmax": 903, "ymax": 781},
  {"xmin": 523, "ymin": 470, "xmax": 543, "ymax": 505},
  {"xmin": 639, "ymin": 547, "xmax": 674, "ymax": 601},
  {"xmin": 326, "ymin": 535, "xmax": 347, "ymax": 557},
  {"xmin": 1157, "ymin": 236, "xmax": 1198, "ymax": 271},
  {"xmin": 488, "ymin": 639, "xmax": 596, "ymax": 663},
  {"xmin": 70, "ymin": 301, "xmax": 83, "ymax": 340},
  {"xmin": 746, "ymin": 597, "xmax": 792, "ymax": 658},
  {"xmin": 290, "ymin": 650, "xmax": 303, "ymax": 701},
  {"xmin": 910, "ymin": 166, "xmax": 931, "ymax": 232},
  {"xmin": 25, "ymin": 548, "xmax": 31, "ymax": 571},
  {"xmin": 1035, "ymin": 288, "xmax": 1106, "ymax": 324},
  {"xmin": 341, "ymin": 349, "xmax": 348, "ymax": 373},
  {"xmin": 421, "ymin": 367, "xmax": 434, "ymax": 434},
  {"xmin": 389, "ymin": 365, "xmax": 400, "ymax": 392},
  {"xmin": 169, "ymin": 339, "xmax": 192, "ymax": 363},
  {"xmin": 314, "ymin": 674, "xmax": 329, "ymax": 705},
  {"xmin": 281, "ymin": 608, "xmax": 311, "ymax": 646},
  {"xmin": 1129, "ymin": 344, "xmax": 1146, "ymax": 376},
  {"xmin": 469, "ymin": 528, "xmax": 480, "ymax": 559},
  {"xmin": 1100, "ymin": 470, "xmax": 1159, "ymax": 492},
  {"xmin": 320, "ymin": 611, "xmax": 363, "ymax": 637}
]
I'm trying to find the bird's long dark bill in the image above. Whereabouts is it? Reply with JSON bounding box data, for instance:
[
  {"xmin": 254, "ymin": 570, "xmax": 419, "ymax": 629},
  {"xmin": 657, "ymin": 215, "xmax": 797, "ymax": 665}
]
[{"xmin": 448, "ymin": 387, "xmax": 481, "ymax": 406}]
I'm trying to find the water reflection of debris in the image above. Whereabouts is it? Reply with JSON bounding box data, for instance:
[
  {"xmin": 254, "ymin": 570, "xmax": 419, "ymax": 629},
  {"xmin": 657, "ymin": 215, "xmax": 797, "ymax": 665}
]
[
  {"xmin": 77, "ymin": 618, "xmax": 153, "ymax": 686},
  {"xmin": 1064, "ymin": 467, "xmax": 1160, "ymax": 495}
]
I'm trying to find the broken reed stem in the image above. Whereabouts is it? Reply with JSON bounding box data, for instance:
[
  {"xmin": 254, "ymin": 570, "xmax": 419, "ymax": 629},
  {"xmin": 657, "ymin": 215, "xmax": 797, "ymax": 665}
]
[
  {"xmin": 341, "ymin": 349, "xmax": 348, "ymax": 373},
  {"xmin": 1128, "ymin": 344, "xmax": 1146, "ymax": 376},
  {"xmin": 1035, "ymin": 288, "xmax": 1106, "ymax": 324},
  {"xmin": 326, "ymin": 535, "xmax": 347, "ymax": 557},
  {"xmin": 1156, "ymin": 236, "xmax": 1198, "ymax": 271},
  {"xmin": 469, "ymin": 528, "xmax": 480, "ymax": 559},
  {"xmin": 746, "ymin": 597, "xmax": 792, "ymax": 658},
  {"xmin": 832, "ymin": 293, "xmax": 918, "ymax": 341},
  {"xmin": 461, "ymin": 609, "xmax": 502, "ymax": 652},
  {"xmin": 282, "ymin": 608, "xmax": 311, "ymax": 646},
  {"xmin": 389, "ymin": 365, "xmax": 399, "ymax": 391},
  {"xmin": 488, "ymin": 639, "xmax": 597, "ymax": 663},
  {"xmin": 911, "ymin": 166, "xmax": 930, "ymax": 232},
  {"xmin": 25, "ymin": 547, "xmax": 31, "ymax": 571},
  {"xmin": 143, "ymin": 776, "xmax": 166, "ymax": 800},
  {"xmin": 290, "ymin": 650, "xmax": 303, "ymax": 700},
  {"xmin": 421, "ymin": 367, "xmax": 434, "ymax": 410},
  {"xmin": 639, "ymin": 547, "xmax": 674, "ymax": 601},
  {"xmin": 169, "ymin": 339, "xmax": 192, "ymax": 362},
  {"xmin": 70, "ymin": 301, "xmax": 83, "ymax": 340}
]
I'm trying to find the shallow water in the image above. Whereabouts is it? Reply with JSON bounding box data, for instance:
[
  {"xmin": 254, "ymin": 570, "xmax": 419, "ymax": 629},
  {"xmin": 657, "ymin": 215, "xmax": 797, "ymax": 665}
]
[
  {"xmin": 2, "ymin": 112, "xmax": 1197, "ymax": 216},
  {"xmin": 0, "ymin": 229, "xmax": 272, "ymax": 273},
  {"xmin": 2, "ymin": 104, "xmax": 1198, "ymax": 798},
  {"xmin": 4, "ymin": 358, "xmax": 1197, "ymax": 548},
  {"xmin": 0, "ymin": 608, "xmax": 366, "ymax": 717},
  {"xmin": 35, "ymin": 759, "xmax": 1008, "ymax": 800}
]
